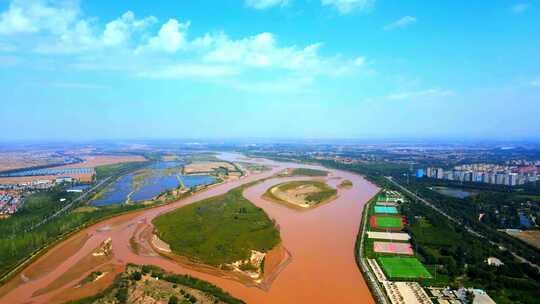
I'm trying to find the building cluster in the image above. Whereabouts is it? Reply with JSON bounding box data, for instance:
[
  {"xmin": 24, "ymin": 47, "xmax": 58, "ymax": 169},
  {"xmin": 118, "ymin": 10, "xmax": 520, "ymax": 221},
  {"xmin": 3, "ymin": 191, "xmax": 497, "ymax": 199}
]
[
  {"xmin": 0, "ymin": 176, "xmax": 76, "ymax": 190},
  {"xmin": 0, "ymin": 190, "xmax": 24, "ymax": 216},
  {"xmin": 417, "ymin": 163, "xmax": 539, "ymax": 186},
  {"xmin": 428, "ymin": 287, "xmax": 496, "ymax": 304}
]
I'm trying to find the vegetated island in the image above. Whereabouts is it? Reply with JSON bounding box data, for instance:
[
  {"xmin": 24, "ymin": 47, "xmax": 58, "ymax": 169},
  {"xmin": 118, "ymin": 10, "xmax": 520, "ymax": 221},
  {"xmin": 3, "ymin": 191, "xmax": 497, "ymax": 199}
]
[
  {"xmin": 338, "ymin": 179, "xmax": 353, "ymax": 189},
  {"xmin": 152, "ymin": 186, "xmax": 281, "ymax": 285},
  {"xmin": 263, "ymin": 180, "xmax": 337, "ymax": 209},
  {"xmin": 67, "ymin": 264, "xmax": 245, "ymax": 304},
  {"xmin": 286, "ymin": 168, "xmax": 329, "ymax": 177}
]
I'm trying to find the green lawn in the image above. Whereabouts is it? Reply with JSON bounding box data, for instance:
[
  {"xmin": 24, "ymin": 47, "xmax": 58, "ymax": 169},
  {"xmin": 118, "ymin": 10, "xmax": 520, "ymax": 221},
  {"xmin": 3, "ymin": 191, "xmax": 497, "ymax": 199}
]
[
  {"xmin": 377, "ymin": 257, "xmax": 432, "ymax": 280},
  {"xmin": 152, "ymin": 186, "xmax": 280, "ymax": 266},
  {"xmin": 375, "ymin": 216, "xmax": 403, "ymax": 229}
]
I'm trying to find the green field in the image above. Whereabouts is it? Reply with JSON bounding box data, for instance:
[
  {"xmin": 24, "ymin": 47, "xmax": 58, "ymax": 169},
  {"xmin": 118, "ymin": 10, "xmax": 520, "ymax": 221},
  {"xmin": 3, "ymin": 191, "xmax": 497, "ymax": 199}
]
[
  {"xmin": 290, "ymin": 168, "xmax": 328, "ymax": 176},
  {"xmin": 153, "ymin": 186, "xmax": 280, "ymax": 266},
  {"xmin": 377, "ymin": 257, "xmax": 432, "ymax": 280},
  {"xmin": 374, "ymin": 215, "xmax": 403, "ymax": 229}
]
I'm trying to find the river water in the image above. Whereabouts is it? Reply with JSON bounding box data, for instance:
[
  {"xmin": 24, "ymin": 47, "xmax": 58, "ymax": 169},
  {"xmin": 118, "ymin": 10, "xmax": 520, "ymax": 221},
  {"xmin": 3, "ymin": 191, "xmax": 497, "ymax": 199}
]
[{"xmin": 0, "ymin": 153, "xmax": 379, "ymax": 304}]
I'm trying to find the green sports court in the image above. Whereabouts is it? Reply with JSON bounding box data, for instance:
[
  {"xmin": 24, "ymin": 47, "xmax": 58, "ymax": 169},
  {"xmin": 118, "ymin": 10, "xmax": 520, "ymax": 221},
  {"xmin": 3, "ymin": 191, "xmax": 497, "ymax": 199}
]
[
  {"xmin": 377, "ymin": 257, "xmax": 432, "ymax": 280},
  {"xmin": 370, "ymin": 215, "xmax": 404, "ymax": 230}
]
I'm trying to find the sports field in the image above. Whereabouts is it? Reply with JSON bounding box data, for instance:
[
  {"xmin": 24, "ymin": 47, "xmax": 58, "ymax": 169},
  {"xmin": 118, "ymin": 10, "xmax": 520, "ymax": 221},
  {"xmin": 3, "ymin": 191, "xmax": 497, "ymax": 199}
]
[
  {"xmin": 367, "ymin": 231, "xmax": 411, "ymax": 241},
  {"xmin": 377, "ymin": 257, "xmax": 432, "ymax": 280},
  {"xmin": 370, "ymin": 215, "xmax": 404, "ymax": 230},
  {"xmin": 375, "ymin": 201, "xmax": 399, "ymax": 207},
  {"xmin": 373, "ymin": 241, "xmax": 413, "ymax": 255},
  {"xmin": 374, "ymin": 206, "xmax": 398, "ymax": 214}
]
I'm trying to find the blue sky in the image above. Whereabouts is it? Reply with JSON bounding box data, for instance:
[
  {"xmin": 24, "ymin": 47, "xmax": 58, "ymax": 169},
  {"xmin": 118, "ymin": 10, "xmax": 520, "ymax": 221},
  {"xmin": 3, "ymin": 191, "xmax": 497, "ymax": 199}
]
[{"xmin": 0, "ymin": 0, "xmax": 539, "ymax": 141}]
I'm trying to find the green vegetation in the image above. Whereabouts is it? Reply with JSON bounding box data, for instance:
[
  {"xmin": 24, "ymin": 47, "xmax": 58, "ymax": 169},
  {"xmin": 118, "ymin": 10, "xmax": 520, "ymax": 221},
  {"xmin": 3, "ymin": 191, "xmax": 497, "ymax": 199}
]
[
  {"xmin": 339, "ymin": 179, "xmax": 353, "ymax": 188},
  {"xmin": 67, "ymin": 264, "xmax": 245, "ymax": 304},
  {"xmin": 0, "ymin": 188, "xmax": 147, "ymax": 279},
  {"xmin": 95, "ymin": 161, "xmax": 148, "ymax": 180},
  {"xmin": 377, "ymin": 257, "xmax": 432, "ymax": 280},
  {"xmin": 265, "ymin": 180, "xmax": 337, "ymax": 206},
  {"xmin": 290, "ymin": 168, "xmax": 328, "ymax": 176},
  {"xmin": 373, "ymin": 215, "xmax": 403, "ymax": 229},
  {"xmin": 153, "ymin": 186, "xmax": 280, "ymax": 266},
  {"xmin": 79, "ymin": 271, "xmax": 103, "ymax": 285}
]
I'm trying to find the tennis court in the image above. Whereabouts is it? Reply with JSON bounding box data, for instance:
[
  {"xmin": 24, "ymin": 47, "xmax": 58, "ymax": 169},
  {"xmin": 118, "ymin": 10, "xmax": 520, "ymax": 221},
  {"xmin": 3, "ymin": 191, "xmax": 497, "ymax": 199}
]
[
  {"xmin": 377, "ymin": 257, "xmax": 432, "ymax": 280},
  {"xmin": 373, "ymin": 241, "xmax": 414, "ymax": 255},
  {"xmin": 367, "ymin": 231, "xmax": 411, "ymax": 241},
  {"xmin": 374, "ymin": 206, "xmax": 398, "ymax": 214},
  {"xmin": 376, "ymin": 201, "xmax": 399, "ymax": 207}
]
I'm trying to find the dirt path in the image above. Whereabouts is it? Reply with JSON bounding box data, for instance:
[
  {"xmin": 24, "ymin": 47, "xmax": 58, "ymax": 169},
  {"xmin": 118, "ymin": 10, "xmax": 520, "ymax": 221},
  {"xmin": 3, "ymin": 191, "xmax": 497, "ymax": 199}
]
[{"xmin": 0, "ymin": 153, "xmax": 379, "ymax": 304}]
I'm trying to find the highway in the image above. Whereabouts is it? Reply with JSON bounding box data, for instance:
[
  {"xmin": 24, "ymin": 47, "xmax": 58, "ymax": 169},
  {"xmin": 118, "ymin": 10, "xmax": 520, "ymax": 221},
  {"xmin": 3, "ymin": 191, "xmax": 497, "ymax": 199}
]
[{"xmin": 385, "ymin": 176, "xmax": 540, "ymax": 271}]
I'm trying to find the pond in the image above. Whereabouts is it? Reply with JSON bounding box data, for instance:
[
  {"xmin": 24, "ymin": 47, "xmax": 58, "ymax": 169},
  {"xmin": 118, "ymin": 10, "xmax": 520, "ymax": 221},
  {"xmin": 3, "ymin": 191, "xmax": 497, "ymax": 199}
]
[
  {"xmin": 92, "ymin": 161, "xmax": 215, "ymax": 206},
  {"xmin": 430, "ymin": 186, "xmax": 478, "ymax": 199}
]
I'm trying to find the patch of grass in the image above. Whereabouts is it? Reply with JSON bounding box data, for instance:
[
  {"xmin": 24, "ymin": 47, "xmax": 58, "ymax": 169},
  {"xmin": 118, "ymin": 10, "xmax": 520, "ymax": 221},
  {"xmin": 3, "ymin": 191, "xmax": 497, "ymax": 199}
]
[
  {"xmin": 377, "ymin": 256, "xmax": 432, "ymax": 280},
  {"xmin": 290, "ymin": 168, "xmax": 328, "ymax": 177},
  {"xmin": 153, "ymin": 186, "xmax": 280, "ymax": 266},
  {"xmin": 95, "ymin": 161, "xmax": 147, "ymax": 180},
  {"xmin": 371, "ymin": 215, "xmax": 403, "ymax": 229}
]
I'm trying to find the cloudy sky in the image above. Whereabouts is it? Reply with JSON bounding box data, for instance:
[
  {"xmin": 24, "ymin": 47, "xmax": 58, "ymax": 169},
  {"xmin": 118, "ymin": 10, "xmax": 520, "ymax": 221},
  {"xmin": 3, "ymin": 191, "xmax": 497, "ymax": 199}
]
[{"xmin": 0, "ymin": 0, "xmax": 539, "ymax": 141}]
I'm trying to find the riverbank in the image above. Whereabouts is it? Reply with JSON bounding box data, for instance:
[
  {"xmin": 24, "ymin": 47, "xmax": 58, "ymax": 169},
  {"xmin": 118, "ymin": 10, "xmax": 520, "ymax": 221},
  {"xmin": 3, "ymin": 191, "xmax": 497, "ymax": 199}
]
[{"xmin": 0, "ymin": 153, "xmax": 379, "ymax": 304}]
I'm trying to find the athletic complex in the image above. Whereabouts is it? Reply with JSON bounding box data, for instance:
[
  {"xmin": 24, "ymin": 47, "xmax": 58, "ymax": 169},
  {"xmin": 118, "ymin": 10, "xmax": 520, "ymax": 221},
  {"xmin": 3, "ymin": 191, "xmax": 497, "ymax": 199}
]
[{"xmin": 363, "ymin": 190, "xmax": 434, "ymax": 304}]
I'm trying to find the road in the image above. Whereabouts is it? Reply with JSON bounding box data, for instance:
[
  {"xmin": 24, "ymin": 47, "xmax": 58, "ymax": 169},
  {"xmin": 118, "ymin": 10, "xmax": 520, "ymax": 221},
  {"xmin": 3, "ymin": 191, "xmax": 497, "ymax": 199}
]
[
  {"xmin": 26, "ymin": 176, "xmax": 112, "ymax": 232},
  {"xmin": 385, "ymin": 176, "xmax": 540, "ymax": 271}
]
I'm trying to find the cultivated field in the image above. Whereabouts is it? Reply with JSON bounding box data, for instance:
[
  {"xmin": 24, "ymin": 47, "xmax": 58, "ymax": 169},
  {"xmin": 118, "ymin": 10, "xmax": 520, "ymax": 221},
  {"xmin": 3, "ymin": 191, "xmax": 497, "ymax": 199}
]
[{"xmin": 507, "ymin": 230, "xmax": 540, "ymax": 250}]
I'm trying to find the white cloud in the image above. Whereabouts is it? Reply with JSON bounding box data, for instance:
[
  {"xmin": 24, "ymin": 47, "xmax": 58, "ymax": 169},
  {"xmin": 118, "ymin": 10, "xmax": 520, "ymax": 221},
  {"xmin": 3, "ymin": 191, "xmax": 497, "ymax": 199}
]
[
  {"xmin": 386, "ymin": 88, "xmax": 454, "ymax": 100},
  {"xmin": 0, "ymin": 0, "xmax": 368, "ymax": 85},
  {"xmin": 384, "ymin": 16, "xmax": 417, "ymax": 31},
  {"xmin": 103, "ymin": 11, "xmax": 156, "ymax": 47},
  {"xmin": 512, "ymin": 3, "xmax": 529, "ymax": 14},
  {"xmin": 321, "ymin": 0, "xmax": 375, "ymax": 14},
  {"xmin": 353, "ymin": 56, "xmax": 366, "ymax": 66},
  {"xmin": 245, "ymin": 0, "xmax": 289, "ymax": 10},
  {"xmin": 531, "ymin": 77, "xmax": 540, "ymax": 87},
  {"xmin": 200, "ymin": 32, "xmax": 325, "ymax": 71},
  {"xmin": 140, "ymin": 19, "xmax": 190, "ymax": 53},
  {"xmin": 0, "ymin": 0, "xmax": 79, "ymax": 35}
]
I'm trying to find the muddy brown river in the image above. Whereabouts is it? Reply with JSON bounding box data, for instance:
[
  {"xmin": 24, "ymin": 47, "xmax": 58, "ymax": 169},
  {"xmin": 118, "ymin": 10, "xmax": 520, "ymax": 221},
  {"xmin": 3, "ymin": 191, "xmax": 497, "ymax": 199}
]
[{"xmin": 0, "ymin": 153, "xmax": 379, "ymax": 303}]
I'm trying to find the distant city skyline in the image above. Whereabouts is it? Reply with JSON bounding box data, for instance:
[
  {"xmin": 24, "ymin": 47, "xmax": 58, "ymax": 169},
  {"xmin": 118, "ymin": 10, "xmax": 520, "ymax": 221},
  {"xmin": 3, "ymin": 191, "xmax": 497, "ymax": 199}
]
[{"xmin": 0, "ymin": 0, "xmax": 539, "ymax": 141}]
